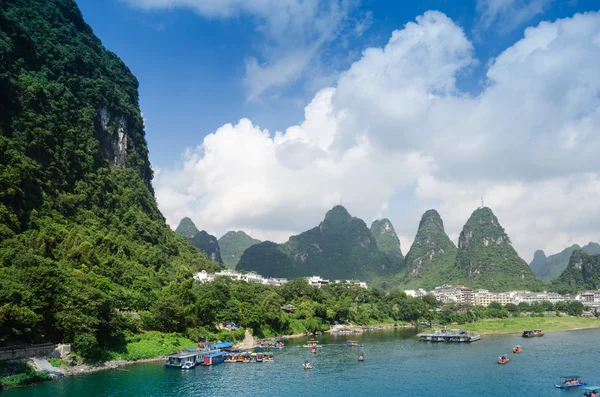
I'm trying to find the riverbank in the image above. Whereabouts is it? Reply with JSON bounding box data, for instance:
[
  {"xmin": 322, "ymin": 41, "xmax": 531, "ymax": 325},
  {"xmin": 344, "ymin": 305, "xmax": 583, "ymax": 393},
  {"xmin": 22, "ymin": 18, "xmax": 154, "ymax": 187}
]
[{"xmin": 458, "ymin": 316, "xmax": 600, "ymax": 335}]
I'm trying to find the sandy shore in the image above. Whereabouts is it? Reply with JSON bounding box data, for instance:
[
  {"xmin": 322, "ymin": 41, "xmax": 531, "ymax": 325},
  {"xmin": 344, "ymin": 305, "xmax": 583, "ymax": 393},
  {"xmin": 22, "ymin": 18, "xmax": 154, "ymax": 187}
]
[{"xmin": 56, "ymin": 357, "xmax": 164, "ymax": 377}]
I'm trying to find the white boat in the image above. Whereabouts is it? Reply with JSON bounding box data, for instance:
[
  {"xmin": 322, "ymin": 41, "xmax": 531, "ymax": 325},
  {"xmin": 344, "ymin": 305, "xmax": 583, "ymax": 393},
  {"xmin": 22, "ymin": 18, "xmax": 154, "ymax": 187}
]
[{"xmin": 181, "ymin": 360, "xmax": 195, "ymax": 369}]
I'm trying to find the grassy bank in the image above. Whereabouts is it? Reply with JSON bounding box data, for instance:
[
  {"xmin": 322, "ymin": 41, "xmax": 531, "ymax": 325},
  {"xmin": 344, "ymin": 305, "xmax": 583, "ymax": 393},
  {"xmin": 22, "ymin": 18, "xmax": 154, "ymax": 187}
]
[
  {"xmin": 103, "ymin": 331, "xmax": 197, "ymax": 361},
  {"xmin": 0, "ymin": 361, "xmax": 50, "ymax": 390},
  {"xmin": 459, "ymin": 316, "xmax": 600, "ymax": 335}
]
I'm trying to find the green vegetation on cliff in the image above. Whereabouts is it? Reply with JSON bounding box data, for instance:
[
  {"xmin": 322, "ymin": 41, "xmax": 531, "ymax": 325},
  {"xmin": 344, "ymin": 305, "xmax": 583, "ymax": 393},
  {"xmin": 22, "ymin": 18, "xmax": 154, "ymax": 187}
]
[
  {"xmin": 453, "ymin": 207, "xmax": 542, "ymax": 291},
  {"xmin": 175, "ymin": 217, "xmax": 200, "ymax": 238},
  {"xmin": 370, "ymin": 219, "xmax": 404, "ymax": 262},
  {"xmin": 0, "ymin": 0, "xmax": 219, "ymax": 358},
  {"xmin": 189, "ymin": 230, "xmax": 222, "ymax": 264},
  {"xmin": 531, "ymin": 242, "xmax": 600, "ymax": 282},
  {"xmin": 402, "ymin": 210, "xmax": 457, "ymax": 289},
  {"xmin": 218, "ymin": 231, "xmax": 261, "ymax": 269},
  {"xmin": 237, "ymin": 206, "xmax": 402, "ymax": 280},
  {"xmin": 552, "ymin": 250, "xmax": 600, "ymax": 293}
]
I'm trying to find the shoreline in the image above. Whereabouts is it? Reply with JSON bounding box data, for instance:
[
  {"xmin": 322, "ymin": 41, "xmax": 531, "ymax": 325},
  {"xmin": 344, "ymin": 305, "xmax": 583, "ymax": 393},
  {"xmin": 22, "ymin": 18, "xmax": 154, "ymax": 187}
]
[{"xmin": 35, "ymin": 319, "xmax": 600, "ymax": 379}]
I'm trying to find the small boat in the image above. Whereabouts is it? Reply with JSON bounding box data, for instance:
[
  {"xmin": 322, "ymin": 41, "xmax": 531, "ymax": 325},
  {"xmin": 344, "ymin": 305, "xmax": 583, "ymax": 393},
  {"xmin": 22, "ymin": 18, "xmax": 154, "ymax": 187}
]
[
  {"xmin": 263, "ymin": 353, "xmax": 274, "ymax": 362},
  {"xmin": 358, "ymin": 353, "xmax": 364, "ymax": 362},
  {"xmin": 303, "ymin": 340, "xmax": 323, "ymax": 348},
  {"xmin": 256, "ymin": 353, "xmax": 263, "ymax": 362},
  {"xmin": 497, "ymin": 354, "xmax": 509, "ymax": 365},
  {"xmin": 181, "ymin": 360, "xmax": 195, "ymax": 369},
  {"xmin": 303, "ymin": 360, "xmax": 312, "ymax": 370},
  {"xmin": 522, "ymin": 329, "xmax": 544, "ymax": 338},
  {"xmin": 344, "ymin": 340, "xmax": 363, "ymax": 347},
  {"xmin": 581, "ymin": 386, "xmax": 600, "ymax": 397},
  {"xmin": 224, "ymin": 353, "xmax": 237, "ymax": 363},
  {"xmin": 512, "ymin": 345, "xmax": 522, "ymax": 354},
  {"xmin": 311, "ymin": 347, "xmax": 317, "ymax": 354},
  {"xmin": 556, "ymin": 376, "xmax": 587, "ymax": 389}
]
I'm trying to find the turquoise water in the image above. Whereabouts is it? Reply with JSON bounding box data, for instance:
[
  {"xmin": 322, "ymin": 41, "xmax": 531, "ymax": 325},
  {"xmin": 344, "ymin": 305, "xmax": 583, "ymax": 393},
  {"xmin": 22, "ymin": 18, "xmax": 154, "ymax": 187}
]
[{"xmin": 5, "ymin": 328, "xmax": 599, "ymax": 397}]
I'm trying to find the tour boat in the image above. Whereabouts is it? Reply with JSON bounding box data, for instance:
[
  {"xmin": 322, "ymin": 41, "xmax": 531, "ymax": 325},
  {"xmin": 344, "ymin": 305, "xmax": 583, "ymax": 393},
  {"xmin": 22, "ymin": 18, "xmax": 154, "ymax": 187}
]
[
  {"xmin": 497, "ymin": 355, "xmax": 509, "ymax": 365},
  {"xmin": 263, "ymin": 353, "xmax": 274, "ymax": 362},
  {"xmin": 522, "ymin": 329, "xmax": 544, "ymax": 338},
  {"xmin": 418, "ymin": 328, "xmax": 480, "ymax": 343},
  {"xmin": 556, "ymin": 376, "xmax": 587, "ymax": 389},
  {"xmin": 512, "ymin": 345, "xmax": 522, "ymax": 354}
]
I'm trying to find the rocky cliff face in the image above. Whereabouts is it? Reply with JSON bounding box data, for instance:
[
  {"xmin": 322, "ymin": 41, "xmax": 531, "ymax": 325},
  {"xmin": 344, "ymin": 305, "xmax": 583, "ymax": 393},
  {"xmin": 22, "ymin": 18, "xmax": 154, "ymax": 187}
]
[
  {"xmin": 454, "ymin": 207, "xmax": 541, "ymax": 290},
  {"xmin": 402, "ymin": 209, "xmax": 457, "ymax": 289},
  {"xmin": 98, "ymin": 107, "xmax": 128, "ymax": 169},
  {"xmin": 190, "ymin": 231, "xmax": 223, "ymax": 264}
]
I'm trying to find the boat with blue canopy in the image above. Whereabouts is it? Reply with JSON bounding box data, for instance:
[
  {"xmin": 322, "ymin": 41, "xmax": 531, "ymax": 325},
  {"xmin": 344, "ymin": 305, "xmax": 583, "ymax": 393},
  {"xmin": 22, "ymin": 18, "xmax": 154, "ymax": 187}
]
[{"xmin": 556, "ymin": 376, "xmax": 587, "ymax": 389}]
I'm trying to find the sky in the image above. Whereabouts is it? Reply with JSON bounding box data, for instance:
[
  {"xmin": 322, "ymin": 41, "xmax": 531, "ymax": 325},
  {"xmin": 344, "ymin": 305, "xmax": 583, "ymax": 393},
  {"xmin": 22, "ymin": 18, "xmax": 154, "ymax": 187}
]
[{"xmin": 75, "ymin": 0, "xmax": 600, "ymax": 262}]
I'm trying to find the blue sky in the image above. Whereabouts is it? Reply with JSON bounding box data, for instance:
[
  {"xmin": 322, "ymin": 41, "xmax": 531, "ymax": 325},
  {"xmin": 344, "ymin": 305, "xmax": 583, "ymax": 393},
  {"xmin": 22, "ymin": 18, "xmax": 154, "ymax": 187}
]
[
  {"xmin": 77, "ymin": 0, "xmax": 595, "ymax": 169},
  {"xmin": 76, "ymin": 0, "xmax": 600, "ymax": 260}
]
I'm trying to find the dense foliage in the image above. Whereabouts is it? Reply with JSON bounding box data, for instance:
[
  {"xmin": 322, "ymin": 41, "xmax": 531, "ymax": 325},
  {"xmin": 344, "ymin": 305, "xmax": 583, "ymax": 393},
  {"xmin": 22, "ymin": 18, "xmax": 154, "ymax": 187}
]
[
  {"xmin": 218, "ymin": 230, "xmax": 261, "ymax": 269},
  {"xmin": 552, "ymin": 251, "xmax": 600, "ymax": 293},
  {"xmin": 0, "ymin": 361, "xmax": 49, "ymax": 390},
  {"xmin": 400, "ymin": 209, "xmax": 457, "ymax": 289},
  {"xmin": 0, "ymin": 0, "xmax": 220, "ymax": 357},
  {"xmin": 174, "ymin": 217, "xmax": 200, "ymax": 239},
  {"xmin": 237, "ymin": 206, "xmax": 404, "ymax": 280},
  {"xmin": 530, "ymin": 243, "xmax": 600, "ymax": 283},
  {"xmin": 142, "ymin": 277, "xmax": 440, "ymax": 340},
  {"xmin": 453, "ymin": 207, "xmax": 543, "ymax": 291}
]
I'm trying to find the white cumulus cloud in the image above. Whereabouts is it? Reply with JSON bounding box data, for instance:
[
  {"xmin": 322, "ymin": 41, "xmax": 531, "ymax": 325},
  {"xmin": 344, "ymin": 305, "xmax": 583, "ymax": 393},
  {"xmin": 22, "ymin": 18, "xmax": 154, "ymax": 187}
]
[{"xmin": 155, "ymin": 10, "xmax": 600, "ymax": 262}]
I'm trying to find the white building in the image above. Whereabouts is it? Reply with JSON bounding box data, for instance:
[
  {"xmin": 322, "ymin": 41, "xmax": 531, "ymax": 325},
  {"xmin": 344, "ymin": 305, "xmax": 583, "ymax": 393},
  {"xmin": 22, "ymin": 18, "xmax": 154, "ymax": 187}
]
[
  {"xmin": 335, "ymin": 279, "xmax": 368, "ymax": 289},
  {"xmin": 193, "ymin": 270, "xmax": 214, "ymax": 283},
  {"xmin": 474, "ymin": 292, "xmax": 513, "ymax": 307},
  {"xmin": 264, "ymin": 278, "xmax": 288, "ymax": 286},
  {"xmin": 512, "ymin": 292, "xmax": 571, "ymax": 304},
  {"xmin": 404, "ymin": 289, "xmax": 428, "ymax": 298},
  {"xmin": 576, "ymin": 291, "xmax": 600, "ymax": 304},
  {"xmin": 306, "ymin": 276, "xmax": 330, "ymax": 288}
]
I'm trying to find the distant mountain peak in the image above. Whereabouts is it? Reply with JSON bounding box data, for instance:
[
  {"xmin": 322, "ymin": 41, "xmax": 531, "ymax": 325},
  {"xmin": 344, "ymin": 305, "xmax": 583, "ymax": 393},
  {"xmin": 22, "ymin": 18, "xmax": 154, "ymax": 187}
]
[
  {"xmin": 402, "ymin": 209, "xmax": 456, "ymax": 289},
  {"xmin": 190, "ymin": 230, "xmax": 223, "ymax": 264},
  {"xmin": 218, "ymin": 230, "xmax": 261, "ymax": 269},
  {"xmin": 323, "ymin": 205, "xmax": 351, "ymax": 222},
  {"xmin": 370, "ymin": 219, "xmax": 403, "ymax": 260},
  {"xmin": 531, "ymin": 242, "xmax": 600, "ymax": 282},
  {"xmin": 455, "ymin": 207, "xmax": 540, "ymax": 290},
  {"xmin": 175, "ymin": 217, "xmax": 200, "ymax": 238}
]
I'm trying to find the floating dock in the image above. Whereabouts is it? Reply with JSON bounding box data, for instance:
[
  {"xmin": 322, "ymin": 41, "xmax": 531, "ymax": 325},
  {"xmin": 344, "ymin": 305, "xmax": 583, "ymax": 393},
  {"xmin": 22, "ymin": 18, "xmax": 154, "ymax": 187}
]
[{"xmin": 418, "ymin": 328, "xmax": 480, "ymax": 343}]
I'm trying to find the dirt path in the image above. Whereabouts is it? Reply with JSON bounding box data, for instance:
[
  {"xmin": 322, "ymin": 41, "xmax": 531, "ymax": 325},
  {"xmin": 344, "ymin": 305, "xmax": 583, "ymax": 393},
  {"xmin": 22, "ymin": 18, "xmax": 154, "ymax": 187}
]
[{"xmin": 234, "ymin": 329, "xmax": 256, "ymax": 349}]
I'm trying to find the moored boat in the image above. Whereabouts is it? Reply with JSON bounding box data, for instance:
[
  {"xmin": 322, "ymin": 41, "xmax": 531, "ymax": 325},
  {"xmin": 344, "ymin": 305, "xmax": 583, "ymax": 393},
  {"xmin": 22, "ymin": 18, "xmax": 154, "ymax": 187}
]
[
  {"xmin": 556, "ymin": 376, "xmax": 587, "ymax": 389},
  {"xmin": 522, "ymin": 329, "xmax": 544, "ymax": 338},
  {"xmin": 263, "ymin": 353, "xmax": 274, "ymax": 362},
  {"xmin": 203, "ymin": 351, "xmax": 226, "ymax": 366}
]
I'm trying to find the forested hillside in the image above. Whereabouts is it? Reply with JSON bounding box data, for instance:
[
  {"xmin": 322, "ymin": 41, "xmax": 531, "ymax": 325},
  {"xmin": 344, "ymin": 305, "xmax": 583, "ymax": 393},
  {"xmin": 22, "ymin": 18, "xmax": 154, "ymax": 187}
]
[{"xmin": 0, "ymin": 0, "xmax": 219, "ymax": 356}]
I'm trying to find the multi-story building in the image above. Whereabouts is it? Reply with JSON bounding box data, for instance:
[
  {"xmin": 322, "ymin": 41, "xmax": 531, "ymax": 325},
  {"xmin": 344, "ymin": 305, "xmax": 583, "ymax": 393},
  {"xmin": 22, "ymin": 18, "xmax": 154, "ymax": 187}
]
[
  {"xmin": 404, "ymin": 289, "xmax": 428, "ymax": 298},
  {"xmin": 193, "ymin": 270, "xmax": 214, "ymax": 283},
  {"xmin": 335, "ymin": 279, "xmax": 368, "ymax": 289},
  {"xmin": 512, "ymin": 292, "xmax": 571, "ymax": 304},
  {"xmin": 577, "ymin": 291, "xmax": 600, "ymax": 304},
  {"xmin": 474, "ymin": 292, "xmax": 513, "ymax": 307}
]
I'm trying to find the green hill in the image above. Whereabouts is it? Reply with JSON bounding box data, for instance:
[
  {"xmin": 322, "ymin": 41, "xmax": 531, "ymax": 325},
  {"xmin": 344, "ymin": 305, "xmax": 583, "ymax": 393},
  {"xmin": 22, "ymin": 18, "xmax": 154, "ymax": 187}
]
[
  {"xmin": 529, "ymin": 242, "xmax": 600, "ymax": 282},
  {"xmin": 453, "ymin": 207, "xmax": 542, "ymax": 291},
  {"xmin": 218, "ymin": 231, "xmax": 261, "ymax": 269},
  {"xmin": 237, "ymin": 205, "xmax": 402, "ymax": 280},
  {"xmin": 553, "ymin": 250, "xmax": 600, "ymax": 292},
  {"xmin": 174, "ymin": 218, "xmax": 223, "ymax": 263},
  {"xmin": 402, "ymin": 209, "xmax": 457, "ymax": 289},
  {"xmin": 189, "ymin": 230, "xmax": 222, "ymax": 264},
  {"xmin": 370, "ymin": 219, "xmax": 404, "ymax": 262},
  {"xmin": 175, "ymin": 217, "xmax": 200, "ymax": 238},
  {"xmin": 0, "ymin": 0, "xmax": 219, "ymax": 350}
]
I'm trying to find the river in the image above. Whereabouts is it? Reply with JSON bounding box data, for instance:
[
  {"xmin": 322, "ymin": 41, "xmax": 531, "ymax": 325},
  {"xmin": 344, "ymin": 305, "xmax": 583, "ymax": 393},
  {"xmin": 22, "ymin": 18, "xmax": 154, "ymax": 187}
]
[{"xmin": 5, "ymin": 328, "xmax": 599, "ymax": 397}]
